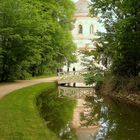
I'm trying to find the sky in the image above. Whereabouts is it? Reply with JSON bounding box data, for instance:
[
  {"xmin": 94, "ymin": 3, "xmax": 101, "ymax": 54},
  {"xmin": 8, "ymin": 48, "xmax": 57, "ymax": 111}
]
[
  {"xmin": 72, "ymin": 0, "xmax": 78, "ymax": 2},
  {"xmin": 72, "ymin": 0, "xmax": 90, "ymax": 2}
]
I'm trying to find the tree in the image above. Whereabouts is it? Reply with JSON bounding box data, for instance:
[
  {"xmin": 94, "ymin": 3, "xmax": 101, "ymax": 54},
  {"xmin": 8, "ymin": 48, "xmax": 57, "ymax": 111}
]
[
  {"xmin": 0, "ymin": 0, "xmax": 43, "ymax": 81},
  {"xmin": 24, "ymin": 0, "xmax": 76, "ymax": 76},
  {"xmin": 90, "ymin": 0, "xmax": 140, "ymax": 76},
  {"xmin": 0, "ymin": 0, "xmax": 76, "ymax": 81}
]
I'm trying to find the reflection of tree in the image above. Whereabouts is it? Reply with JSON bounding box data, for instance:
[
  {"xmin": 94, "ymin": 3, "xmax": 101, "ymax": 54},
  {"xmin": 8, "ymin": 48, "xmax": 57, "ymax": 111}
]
[
  {"xmin": 81, "ymin": 95, "xmax": 117, "ymax": 139},
  {"xmin": 82, "ymin": 95, "xmax": 140, "ymax": 140},
  {"xmin": 80, "ymin": 96, "xmax": 103, "ymax": 127}
]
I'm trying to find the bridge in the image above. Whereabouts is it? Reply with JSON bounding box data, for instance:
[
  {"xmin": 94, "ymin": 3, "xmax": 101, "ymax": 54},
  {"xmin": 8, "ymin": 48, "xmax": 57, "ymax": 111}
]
[
  {"xmin": 57, "ymin": 70, "xmax": 95, "ymax": 99},
  {"xmin": 58, "ymin": 86, "xmax": 95, "ymax": 99},
  {"xmin": 58, "ymin": 70, "xmax": 88, "ymax": 84}
]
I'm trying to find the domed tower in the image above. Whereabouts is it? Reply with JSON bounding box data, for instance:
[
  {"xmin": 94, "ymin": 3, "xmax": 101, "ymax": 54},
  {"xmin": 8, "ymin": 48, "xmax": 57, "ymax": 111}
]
[
  {"xmin": 72, "ymin": 0, "xmax": 98, "ymax": 51},
  {"xmin": 64, "ymin": 0, "xmax": 99, "ymax": 71}
]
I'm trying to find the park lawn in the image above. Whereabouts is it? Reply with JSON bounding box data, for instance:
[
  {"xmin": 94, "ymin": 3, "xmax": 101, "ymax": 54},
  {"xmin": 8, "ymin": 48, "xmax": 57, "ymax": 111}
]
[
  {"xmin": 30, "ymin": 73, "xmax": 57, "ymax": 80},
  {"xmin": 0, "ymin": 83, "xmax": 59, "ymax": 140},
  {"xmin": 0, "ymin": 74, "xmax": 57, "ymax": 87}
]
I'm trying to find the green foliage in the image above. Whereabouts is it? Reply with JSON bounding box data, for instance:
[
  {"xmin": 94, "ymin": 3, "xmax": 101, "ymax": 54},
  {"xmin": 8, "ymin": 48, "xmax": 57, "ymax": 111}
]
[
  {"xmin": 0, "ymin": 0, "xmax": 76, "ymax": 81},
  {"xmin": 85, "ymin": 72, "xmax": 103, "ymax": 85},
  {"xmin": 90, "ymin": 0, "xmax": 140, "ymax": 76},
  {"xmin": 81, "ymin": 50, "xmax": 104, "ymax": 86}
]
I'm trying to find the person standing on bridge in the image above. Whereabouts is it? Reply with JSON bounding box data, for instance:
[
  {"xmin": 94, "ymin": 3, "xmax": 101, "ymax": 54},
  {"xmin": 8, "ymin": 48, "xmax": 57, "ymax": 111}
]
[
  {"xmin": 73, "ymin": 67, "xmax": 76, "ymax": 75},
  {"xmin": 67, "ymin": 67, "xmax": 69, "ymax": 72},
  {"xmin": 57, "ymin": 68, "xmax": 59, "ymax": 76},
  {"xmin": 73, "ymin": 67, "xmax": 76, "ymax": 87}
]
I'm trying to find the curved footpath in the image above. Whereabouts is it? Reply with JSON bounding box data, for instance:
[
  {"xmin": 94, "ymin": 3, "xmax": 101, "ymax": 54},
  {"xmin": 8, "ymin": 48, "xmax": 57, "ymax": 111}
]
[
  {"xmin": 0, "ymin": 77, "xmax": 99, "ymax": 140},
  {"xmin": 0, "ymin": 77, "xmax": 58, "ymax": 99}
]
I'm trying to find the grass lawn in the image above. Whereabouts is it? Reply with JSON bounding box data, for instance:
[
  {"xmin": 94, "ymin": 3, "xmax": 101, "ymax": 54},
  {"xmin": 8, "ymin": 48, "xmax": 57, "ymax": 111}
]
[
  {"xmin": 0, "ymin": 74, "xmax": 57, "ymax": 87},
  {"xmin": 30, "ymin": 73, "xmax": 57, "ymax": 80},
  {"xmin": 0, "ymin": 83, "xmax": 59, "ymax": 140}
]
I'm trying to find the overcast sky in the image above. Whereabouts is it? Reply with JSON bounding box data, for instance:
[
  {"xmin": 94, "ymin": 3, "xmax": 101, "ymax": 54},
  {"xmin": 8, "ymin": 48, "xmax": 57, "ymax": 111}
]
[
  {"xmin": 72, "ymin": 0, "xmax": 91, "ymax": 2},
  {"xmin": 72, "ymin": 0, "xmax": 78, "ymax": 2}
]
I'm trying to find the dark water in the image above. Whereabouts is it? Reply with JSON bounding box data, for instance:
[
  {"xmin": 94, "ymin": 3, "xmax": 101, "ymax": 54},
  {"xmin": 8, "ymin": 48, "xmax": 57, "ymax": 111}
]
[
  {"xmin": 83, "ymin": 95, "xmax": 140, "ymax": 140},
  {"xmin": 38, "ymin": 86, "xmax": 140, "ymax": 140},
  {"xmin": 36, "ymin": 89, "xmax": 78, "ymax": 140}
]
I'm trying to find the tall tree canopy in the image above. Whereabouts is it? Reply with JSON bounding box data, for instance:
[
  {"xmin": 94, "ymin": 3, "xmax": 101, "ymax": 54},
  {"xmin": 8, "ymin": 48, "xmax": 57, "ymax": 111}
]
[
  {"xmin": 90, "ymin": 0, "xmax": 140, "ymax": 76},
  {"xmin": 0, "ymin": 0, "xmax": 76, "ymax": 81}
]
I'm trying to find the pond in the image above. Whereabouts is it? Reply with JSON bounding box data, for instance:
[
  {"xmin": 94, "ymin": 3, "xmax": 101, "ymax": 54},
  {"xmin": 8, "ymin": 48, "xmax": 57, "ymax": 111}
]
[
  {"xmin": 37, "ymin": 85, "xmax": 140, "ymax": 140},
  {"xmin": 82, "ymin": 94, "xmax": 140, "ymax": 140},
  {"xmin": 59, "ymin": 86, "xmax": 140, "ymax": 140}
]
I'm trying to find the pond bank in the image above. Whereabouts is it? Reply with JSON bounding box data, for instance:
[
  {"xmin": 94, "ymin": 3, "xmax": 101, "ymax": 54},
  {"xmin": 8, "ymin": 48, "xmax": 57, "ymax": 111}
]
[
  {"xmin": 98, "ymin": 76, "xmax": 140, "ymax": 107},
  {"xmin": 107, "ymin": 92, "xmax": 140, "ymax": 107},
  {"xmin": 99, "ymin": 87, "xmax": 140, "ymax": 107}
]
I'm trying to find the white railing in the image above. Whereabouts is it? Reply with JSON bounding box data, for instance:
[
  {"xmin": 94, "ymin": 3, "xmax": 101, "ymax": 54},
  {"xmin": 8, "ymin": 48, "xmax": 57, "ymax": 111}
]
[
  {"xmin": 58, "ymin": 70, "xmax": 88, "ymax": 84},
  {"xmin": 58, "ymin": 86, "xmax": 95, "ymax": 99}
]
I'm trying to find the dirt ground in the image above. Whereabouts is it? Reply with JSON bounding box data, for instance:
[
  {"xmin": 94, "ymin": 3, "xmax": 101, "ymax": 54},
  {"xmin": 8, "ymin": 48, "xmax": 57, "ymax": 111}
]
[{"xmin": 0, "ymin": 77, "xmax": 58, "ymax": 99}]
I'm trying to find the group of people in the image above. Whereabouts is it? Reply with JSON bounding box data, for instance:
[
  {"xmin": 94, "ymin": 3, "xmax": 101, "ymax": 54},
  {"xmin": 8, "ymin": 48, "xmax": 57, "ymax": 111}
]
[
  {"xmin": 57, "ymin": 67, "xmax": 76, "ymax": 73},
  {"xmin": 56, "ymin": 68, "xmax": 63, "ymax": 73}
]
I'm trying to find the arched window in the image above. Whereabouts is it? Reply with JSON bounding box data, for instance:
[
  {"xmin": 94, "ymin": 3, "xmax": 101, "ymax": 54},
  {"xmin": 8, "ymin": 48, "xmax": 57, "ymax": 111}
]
[
  {"xmin": 78, "ymin": 24, "xmax": 83, "ymax": 34},
  {"xmin": 90, "ymin": 25, "xmax": 94, "ymax": 34}
]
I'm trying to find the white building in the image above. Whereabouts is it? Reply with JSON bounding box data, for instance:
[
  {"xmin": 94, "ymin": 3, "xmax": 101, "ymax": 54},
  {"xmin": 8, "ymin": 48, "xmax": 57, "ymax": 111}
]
[{"xmin": 64, "ymin": 0, "xmax": 99, "ymax": 71}]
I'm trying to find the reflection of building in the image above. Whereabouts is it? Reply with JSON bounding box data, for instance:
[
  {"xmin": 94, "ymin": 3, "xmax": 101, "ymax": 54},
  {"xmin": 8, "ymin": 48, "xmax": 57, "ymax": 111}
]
[{"xmin": 64, "ymin": 0, "xmax": 99, "ymax": 71}]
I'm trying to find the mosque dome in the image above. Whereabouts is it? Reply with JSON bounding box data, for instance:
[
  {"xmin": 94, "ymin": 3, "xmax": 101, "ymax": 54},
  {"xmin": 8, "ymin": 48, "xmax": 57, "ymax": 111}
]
[{"xmin": 74, "ymin": 0, "xmax": 90, "ymax": 17}]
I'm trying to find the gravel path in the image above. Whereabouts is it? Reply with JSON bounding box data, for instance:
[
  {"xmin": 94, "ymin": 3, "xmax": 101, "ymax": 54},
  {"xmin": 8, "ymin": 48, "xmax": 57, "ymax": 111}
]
[{"xmin": 0, "ymin": 77, "xmax": 58, "ymax": 99}]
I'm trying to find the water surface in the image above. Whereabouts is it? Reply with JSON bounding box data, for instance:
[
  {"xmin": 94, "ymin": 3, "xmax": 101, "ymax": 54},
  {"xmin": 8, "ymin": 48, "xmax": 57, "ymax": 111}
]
[
  {"xmin": 83, "ymin": 95, "xmax": 140, "ymax": 140},
  {"xmin": 60, "ymin": 86, "xmax": 140, "ymax": 140}
]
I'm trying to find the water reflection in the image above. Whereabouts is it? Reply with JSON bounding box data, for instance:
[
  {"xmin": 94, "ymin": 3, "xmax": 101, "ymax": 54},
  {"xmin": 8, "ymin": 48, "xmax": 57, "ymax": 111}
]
[
  {"xmin": 59, "ymin": 122, "xmax": 77, "ymax": 140},
  {"xmin": 83, "ymin": 95, "xmax": 140, "ymax": 140},
  {"xmin": 58, "ymin": 85, "xmax": 140, "ymax": 140},
  {"xmin": 58, "ymin": 86, "xmax": 100, "ymax": 140},
  {"xmin": 58, "ymin": 86, "xmax": 94, "ymax": 99}
]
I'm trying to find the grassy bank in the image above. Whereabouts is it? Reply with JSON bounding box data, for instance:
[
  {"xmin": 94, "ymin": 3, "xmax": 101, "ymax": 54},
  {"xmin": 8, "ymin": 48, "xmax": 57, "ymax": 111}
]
[
  {"xmin": 37, "ymin": 87, "xmax": 77, "ymax": 139},
  {"xmin": 0, "ymin": 83, "xmax": 59, "ymax": 140},
  {"xmin": 30, "ymin": 73, "xmax": 57, "ymax": 80},
  {"xmin": 0, "ymin": 74, "xmax": 57, "ymax": 86},
  {"xmin": 98, "ymin": 75, "xmax": 140, "ymax": 107}
]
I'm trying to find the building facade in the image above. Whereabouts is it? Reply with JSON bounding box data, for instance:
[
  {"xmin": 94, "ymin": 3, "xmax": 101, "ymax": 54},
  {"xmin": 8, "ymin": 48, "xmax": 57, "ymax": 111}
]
[
  {"xmin": 64, "ymin": 0, "xmax": 99, "ymax": 71},
  {"xmin": 72, "ymin": 0, "xmax": 98, "ymax": 50}
]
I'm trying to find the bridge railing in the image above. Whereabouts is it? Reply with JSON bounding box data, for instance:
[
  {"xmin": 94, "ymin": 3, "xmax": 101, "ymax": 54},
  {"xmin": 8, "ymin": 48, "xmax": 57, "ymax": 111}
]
[
  {"xmin": 58, "ymin": 70, "xmax": 88, "ymax": 77},
  {"xmin": 58, "ymin": 86, "xmax": 95, "ymax": 99},
  {"xmin": 58, "ymin": 70, "xmax": 88, "ymax": 84}
]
